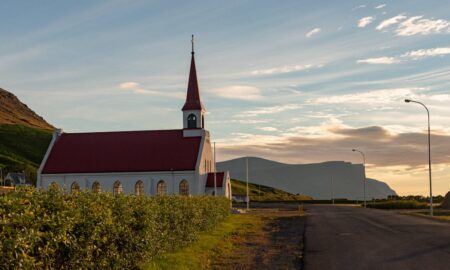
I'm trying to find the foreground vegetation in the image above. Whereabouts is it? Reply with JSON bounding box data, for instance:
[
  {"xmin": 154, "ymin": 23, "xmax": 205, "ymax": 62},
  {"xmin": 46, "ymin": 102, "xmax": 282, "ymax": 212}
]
[
  {"xmin": 231, "ymin": 179, "xmax": 312, "ymax": 202},
  {"xmin": 0, "ymin": 188, "xmax": 230, "ymax": 269}
]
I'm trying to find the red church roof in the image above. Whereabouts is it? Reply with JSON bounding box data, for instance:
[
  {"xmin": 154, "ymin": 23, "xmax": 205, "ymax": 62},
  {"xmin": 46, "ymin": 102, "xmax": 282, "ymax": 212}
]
[
  {"xmin": 182, "ymin": 52, "xmax": 205, "ymax": 111},
  {"xmin": 42, "ymin": 130, "xmax": 201, "ymax": 174},
  {"xmin": 206, "ymin": 172, "xmax": 225, "ymax": 187}
]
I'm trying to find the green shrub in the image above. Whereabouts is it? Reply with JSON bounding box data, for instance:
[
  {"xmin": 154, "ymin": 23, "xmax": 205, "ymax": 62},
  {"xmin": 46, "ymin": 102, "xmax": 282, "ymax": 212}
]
[
  {"xmin": 0, "ymin": 188, "xmax": 230, "ymax": 269},
  {"xmin": 366, "ymin": 200, "xmax": 428, "ymax": 209}
]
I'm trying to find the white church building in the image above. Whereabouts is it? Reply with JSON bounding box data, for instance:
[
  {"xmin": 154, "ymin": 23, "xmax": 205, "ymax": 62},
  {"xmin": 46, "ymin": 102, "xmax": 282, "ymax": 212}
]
[{"xmin": 37, "ymin": 43, "xmax": 231, "ymax": 198}]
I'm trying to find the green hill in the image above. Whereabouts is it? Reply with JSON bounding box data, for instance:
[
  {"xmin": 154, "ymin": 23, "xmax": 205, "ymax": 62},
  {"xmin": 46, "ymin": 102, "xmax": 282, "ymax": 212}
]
[
  {"xmin": 231, "ymin": 178, "xmax": 312, "ymax": 202},
  {"xmin": 0, "ymin": 124, "xmax": 52, "ymax": 185}
]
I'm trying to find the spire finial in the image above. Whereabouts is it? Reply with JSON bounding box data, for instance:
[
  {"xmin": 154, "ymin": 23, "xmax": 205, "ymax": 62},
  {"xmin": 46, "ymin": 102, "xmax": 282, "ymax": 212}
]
[{"xmin": 191, "ymin": 34, "xmax": 194, "ymax": 54}]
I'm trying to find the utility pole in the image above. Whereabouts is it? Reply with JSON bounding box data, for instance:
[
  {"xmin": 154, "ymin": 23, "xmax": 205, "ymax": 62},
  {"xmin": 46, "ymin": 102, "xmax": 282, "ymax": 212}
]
[
  {"xmin": 246, "ymin": 157, "xmax": 249, "ymax": 210},
  {"xmin": 331, "ymin": 175, "xmax": 335, "ymax": 205},
  {"xmin": 352, "ymin": 149, "xmax": 366, "ymax": 208},
  {"xmin": 214, "ymin": 142, "xmax": 217, "ymax": 196}
]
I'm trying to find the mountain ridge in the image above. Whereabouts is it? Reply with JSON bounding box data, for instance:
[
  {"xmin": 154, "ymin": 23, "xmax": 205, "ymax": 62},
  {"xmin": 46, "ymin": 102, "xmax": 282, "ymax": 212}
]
[
  {"xmin": 0, "ymin": 88, "xmax": 54, "ymax": 130},
  {"xmin": 218, "ymin": 157, "xmax": 397, "ymax": 200}
]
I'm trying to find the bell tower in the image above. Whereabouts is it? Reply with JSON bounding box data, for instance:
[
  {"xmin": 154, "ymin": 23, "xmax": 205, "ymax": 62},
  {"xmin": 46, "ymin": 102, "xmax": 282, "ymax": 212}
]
[{"xmin": 182, "ymin": 35, "xmax": 205, "ymax": 130}]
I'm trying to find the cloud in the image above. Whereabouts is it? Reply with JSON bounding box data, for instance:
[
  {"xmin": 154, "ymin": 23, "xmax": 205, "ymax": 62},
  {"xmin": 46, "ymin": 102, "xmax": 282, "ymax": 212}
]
[
  {"xmin": 376, "ymin": 15, "xmax": 450, "ymax": 36},
  {"xmin": 309, "ymin": 88, "xmax": 421, "ymax": 105},
  {"xmin": 358, "ymin": 47, "xmax": 450, "ymax": 65},
  {"xmin": 119, "ymin": 81, "xmax": 139, "ymax": 89},
  {"xmin": 250, "ymin": 64, "xmax": 322, "ymax": 76},
  {"xmin": 118, "ymin": 81, "xmax": 184, "ymax": 98},
  {"xmin": 257, "ymin": 126, "xmax": 278, "ymax": 132},
  {"xmin": 356, "ymin": 57, "xmax": 400, "ymax": 64},
  {"xmin": 209, "ymin": 85, "xmax": 262, "ymax": 100},
  {"xmin": 219, "ymin": 125, "xmax": 450, "ymax": 168},
  {"xmin": 237, "ymin": 104, "xmax": 302, "ymax": 117},
  {"xmin": 401, "ymin": 47, "xmax": 450, "ymax": 59},
  {"xmin": 358, "ymin": 16, "xmax": 375, "ymax": 28},
  {"xmin": 396, "ymin": 16, "xmax": 450, "ymax": 36},
  {"xmin": 376, "ymin": 15, "xmax": 408, "ymax": 30},
  {"xmin": 375, "ymin": 4, "xmax": 386, "ymax": 9},
  {"xmin": 305, "ymin": 28, "xmax": 321, "ymax": 38}
]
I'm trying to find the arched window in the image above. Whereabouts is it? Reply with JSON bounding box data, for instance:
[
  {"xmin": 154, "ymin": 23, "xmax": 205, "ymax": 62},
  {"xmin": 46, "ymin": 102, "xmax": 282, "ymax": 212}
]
[
  {"xmin": 135, "ymin": 180, "xmax": 144, "ymax": 195},
  {"xmin": 71, "ymin": 182, "xmax": 80, "ymax": 193},
  {"xmin": 92, "ymin": 181, "xmax": 101, "ymax": 193},
  {"xmin": 187, "ymin": 114, "xmax": 197, "ymax": 129},
  {"xmin": 202, "ymin": 115, "xmax": 205, "ymax": 128},
  {"xmin": 113, "ymin": 181, "xmax": 123, "ymax": 195},
  {"xmin": 49, "ymin": 182, "xmax": 60, "ymax": 191},
  {"xmin": 157, "ymin": 180, "xmax": 166, "ymax": 195},
  {"xmin": 179, "ymin": 180, "xmax": 189, "ymax": 196}
]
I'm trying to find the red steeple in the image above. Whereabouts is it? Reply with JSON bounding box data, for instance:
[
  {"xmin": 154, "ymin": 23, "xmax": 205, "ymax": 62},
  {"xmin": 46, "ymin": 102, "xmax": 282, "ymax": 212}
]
[{"xmin": 182, "ymin": 36, "xmax": 204, "ymax": 111}]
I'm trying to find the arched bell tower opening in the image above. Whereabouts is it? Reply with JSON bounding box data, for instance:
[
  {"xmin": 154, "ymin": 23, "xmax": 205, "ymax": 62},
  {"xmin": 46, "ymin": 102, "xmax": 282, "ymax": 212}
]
[
  {"xmin": 182, "ymin": 35, "xmax": 205, "ymax": 130},
  {"xmin": 187, "ymin": 114, "xmax": 197, "ymax": 129}
]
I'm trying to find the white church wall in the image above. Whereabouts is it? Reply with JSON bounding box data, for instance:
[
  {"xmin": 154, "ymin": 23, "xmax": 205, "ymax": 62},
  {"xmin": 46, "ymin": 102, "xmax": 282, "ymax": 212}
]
[{"xmin": 40, "ymin": 171, "xmax": 197, "ymax": 195}]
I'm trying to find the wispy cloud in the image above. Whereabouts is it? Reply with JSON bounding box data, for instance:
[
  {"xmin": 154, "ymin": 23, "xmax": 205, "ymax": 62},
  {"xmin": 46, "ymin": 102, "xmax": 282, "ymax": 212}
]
[
  {"xmin": 358, "ymin": 47, "xmax": 450, "ymax": 64},
  {"xmin": 257, "ymin": 126, "xmax": 278, "ymax": 132},
  {"xmin": 397, "ymin": 16, "xmax": 450, "ymax": 36},
  {"xmin": 309, "ymin": 88, "xmax": 421, "ymax": 105},
  {"xmin": 118, "ymin": 81, "xmax": 184, "ymax": 98},
  {"xmin": 237, "ymin": 104, "xmax": 301, "ymax": 117},
  {"xmin": 305, "ymin": 28, "xmax": 321, "ymax": 38},
  {"xmin": 401, "ymin": 47, "xmax": 450, "ymax": 59},
  {"xmin": 250, "ymin": 64, "xmax": 322, "ymax": 76},
  {"xmin": 376, "ymin": 15, "xmax": 407, "ymax": 30},
  {"xmin": 375, "ymin": 4, "xmax": 386, "ymax": 9},
  {"xmin": 358, "ymin": 16, "xmax": 375, "ymax": 28},
  {"xmin": 376, "ymin": 14, "xmax": 450, "ymax": 36},
  {"xmin": 357, "ymin": 57, "xmax": 399, "ymax": 64},
  {"xmin": 209, "ymin": 85, "xmax": 262, "ymax": 100}
]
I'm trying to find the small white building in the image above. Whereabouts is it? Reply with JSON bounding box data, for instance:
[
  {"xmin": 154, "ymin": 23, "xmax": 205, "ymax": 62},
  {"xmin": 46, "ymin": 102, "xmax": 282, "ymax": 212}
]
[{"xmin": 37, "ymin": 45, "xmax": 231, "ymax": 198}]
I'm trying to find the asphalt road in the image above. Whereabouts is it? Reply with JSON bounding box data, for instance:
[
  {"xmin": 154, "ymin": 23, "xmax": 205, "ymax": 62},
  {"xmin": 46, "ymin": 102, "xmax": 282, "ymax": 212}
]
[{"xmin": 303, "ymin": 205, "xmax": 450, "ymax": 270}]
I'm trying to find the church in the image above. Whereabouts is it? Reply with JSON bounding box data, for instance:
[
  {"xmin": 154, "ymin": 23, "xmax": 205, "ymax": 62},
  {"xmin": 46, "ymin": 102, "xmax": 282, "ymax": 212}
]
[{"xmin": 37, "ymin": 41, "xmax": 231, "ymax": 198}]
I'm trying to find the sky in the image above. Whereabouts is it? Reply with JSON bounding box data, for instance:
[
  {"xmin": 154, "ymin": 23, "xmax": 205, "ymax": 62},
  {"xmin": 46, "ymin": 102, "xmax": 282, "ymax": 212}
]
[{"xmin": 1, "ymin": 0, "xmax": 449, "ymax": 196}]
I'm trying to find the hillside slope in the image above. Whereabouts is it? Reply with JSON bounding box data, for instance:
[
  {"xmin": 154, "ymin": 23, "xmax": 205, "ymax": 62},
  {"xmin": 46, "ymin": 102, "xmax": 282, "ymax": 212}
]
[
  {"xmin": 231, "ymin": 178, "xmax": 312, "ymax": 202},
  {"xmin": 0, "ymin": 87, "xmax": 54, "ymax": 185},
  {"xmin": 218, "ymin": 157, "xmax": 397, "ymax": 200},
  {"xmin": 0, "ymin": 88, "xmax": 53, "ymax": 130}
]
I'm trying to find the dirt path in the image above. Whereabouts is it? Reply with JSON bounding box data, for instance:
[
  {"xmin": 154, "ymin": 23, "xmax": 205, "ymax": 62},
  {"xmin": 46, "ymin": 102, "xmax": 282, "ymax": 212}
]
[{"xmin": 212, "ymin": 208, "xmax": 305, "ymax": 270}]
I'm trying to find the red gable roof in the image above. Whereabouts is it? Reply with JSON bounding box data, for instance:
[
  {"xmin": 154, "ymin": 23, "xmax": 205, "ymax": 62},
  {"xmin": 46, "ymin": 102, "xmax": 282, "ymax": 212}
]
[
  {"xmin": 182, "ymin": 53, "xmax": 204, "ymax": 111},
  {"xmin": 206, "ymin": 172, "xmax": 225, "ymax": 187},
  {"xmin": 42, "ymin": 130, "xmax": 201, "ymax": 174}
]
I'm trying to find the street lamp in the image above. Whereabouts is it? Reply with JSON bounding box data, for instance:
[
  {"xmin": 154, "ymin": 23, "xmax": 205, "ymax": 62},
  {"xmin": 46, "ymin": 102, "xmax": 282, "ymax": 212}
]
[
  {"xmin": 352, "ymin": 149, "xmax": 366, "ymax": 208},
  {"xmin": 405, "ymin": 99, "xmax": 433, "ymax": 216}
]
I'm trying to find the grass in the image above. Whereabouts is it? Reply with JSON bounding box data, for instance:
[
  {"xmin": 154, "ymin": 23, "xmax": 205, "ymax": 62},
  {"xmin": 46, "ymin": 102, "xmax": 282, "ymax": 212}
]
[
  {"xmin": 366, "ymin": 200, "xmax": 429, "ymax": 209},
  {"xmin": 414, "ymin": 210, "xmax": 450, "ymax": 221},
  {"xmin": 0, "ymin": 124, "xmax": 52, "ymax": 185},
  {"xmin": 231, "ymin": 178, "xmax": 312, "ymax": 202},
  {"xmin": 141, "ymin": 214, "xmax": 264, "ymax": 270}
]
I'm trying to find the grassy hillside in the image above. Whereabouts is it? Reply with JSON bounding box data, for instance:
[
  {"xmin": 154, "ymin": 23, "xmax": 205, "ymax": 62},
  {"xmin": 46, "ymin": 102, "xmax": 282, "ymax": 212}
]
[
  {"xmin": 231, "ymin": 178, "xmax": 312, "ymax": 202},
  {"xmin": 0, "ymin": 124, "xmax": 52, "ymax": 185}
]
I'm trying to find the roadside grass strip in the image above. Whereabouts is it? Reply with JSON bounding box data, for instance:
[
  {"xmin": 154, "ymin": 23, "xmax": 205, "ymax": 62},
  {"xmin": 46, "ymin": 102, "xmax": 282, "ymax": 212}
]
[{"xmin": 141, "ymin": 213, "xmax": 264, "ymax": 270}]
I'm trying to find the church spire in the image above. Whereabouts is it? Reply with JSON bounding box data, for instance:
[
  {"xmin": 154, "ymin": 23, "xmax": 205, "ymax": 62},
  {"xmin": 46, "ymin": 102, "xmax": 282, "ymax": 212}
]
[{"xmin": 182, "ymin": 35, "xmax": 204, "ymax": 111}]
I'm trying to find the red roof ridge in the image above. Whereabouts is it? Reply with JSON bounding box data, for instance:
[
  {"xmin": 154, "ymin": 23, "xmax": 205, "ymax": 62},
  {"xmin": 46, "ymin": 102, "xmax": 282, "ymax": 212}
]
[{"xmin": 60, "ymin": 129, "xmax": 184, "ymax": 135}]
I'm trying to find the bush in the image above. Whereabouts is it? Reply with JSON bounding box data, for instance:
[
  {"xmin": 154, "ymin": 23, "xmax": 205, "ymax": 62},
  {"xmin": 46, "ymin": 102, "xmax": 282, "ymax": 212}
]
[
  {"xmin": 0, "ymin": 188, "xmax": 230, "ymax": 269},
  {"xmin": 366, "ymin": 200, "xmax": 428, "ymax": 209}
]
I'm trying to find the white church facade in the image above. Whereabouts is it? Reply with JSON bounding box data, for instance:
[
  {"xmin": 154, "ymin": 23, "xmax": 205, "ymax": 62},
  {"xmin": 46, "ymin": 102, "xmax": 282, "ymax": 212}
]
[{"xmin": 37, "ymin": 43, "xmax": 231, "ymax": 198}]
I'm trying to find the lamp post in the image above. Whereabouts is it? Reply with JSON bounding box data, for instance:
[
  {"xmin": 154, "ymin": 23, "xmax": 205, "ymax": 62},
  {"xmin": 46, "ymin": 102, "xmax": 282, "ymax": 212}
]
[
  {"xmin": 214, "ymin": 142, "xmax": 217, "ymax": 196},
  {"xmin": 405, "ymin": 99, "xmax": 433, "ymax": 216},
  {"xmin": 352, "ymin": 149, "xmax": 366, "ymax": 208}
]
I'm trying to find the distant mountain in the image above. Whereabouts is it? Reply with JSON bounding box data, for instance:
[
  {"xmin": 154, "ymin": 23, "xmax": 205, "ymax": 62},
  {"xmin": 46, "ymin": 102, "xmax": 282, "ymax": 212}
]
[
  {"xmin": 218, "ymin": 157, "xmax": 397, "ymax": 200},
  {"xmin": 0, "ymin": 88, "xmax": 53, "ymax": 130}
]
